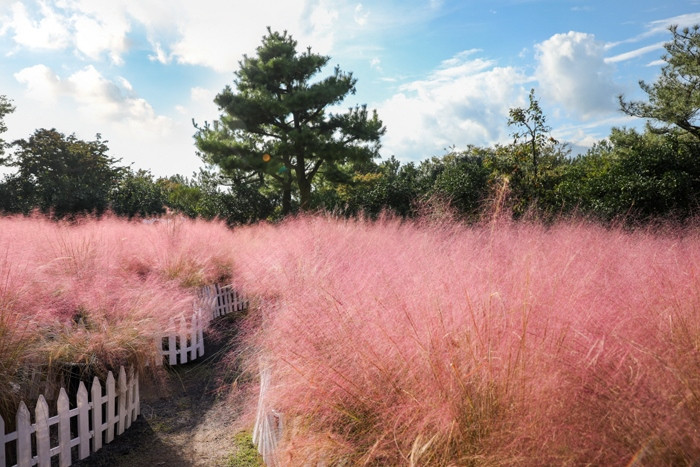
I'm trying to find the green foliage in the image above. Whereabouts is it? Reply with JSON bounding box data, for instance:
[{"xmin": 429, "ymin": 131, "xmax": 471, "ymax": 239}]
[
  {"xmin": 555, "ymin": 128, "xmax": 700, "ymax": 222},
  {"xmin": 0, "ymin": 95, "xmax": 15, "ymax": 162},
  {"xmin": 508, "ymin": 89, "xmax": 554, "ymax": 180},
  {"xmin": 195, "ymin": 28, "xmax": 385, "ymax": 214},
  {"xmin": 421, "ymin": 147, "xmax": 492, "ymax": 218},
  {"xmin": 110, "ymin": 169, "xmax": 167, "ymax": 218},
  {"xmin": 159, "ymin": 169, "xmax": 274, "ymax": 225},
  {"xmin": 225, "ymin": 432, "xmax": 264, "ymax": 466},
  {"xmin": 1, "ymin": 128, "xmax": 126, "ymax": 217},
  {"xmin": 620, "ymin": 25, "xmax": 700, "ymax": 140},
  {"xmin": 329, "ymin": 157, "xmax": 421, "ymax": 218}
]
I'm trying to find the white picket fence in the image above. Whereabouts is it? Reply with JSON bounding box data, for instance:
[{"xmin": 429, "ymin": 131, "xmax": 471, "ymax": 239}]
[
  {"xmin": 0, "ymin": 366, "xmax": 139, "ymax": 467},
  {"xmin": 154, "ymin": 306, "xmax": 207, "ymax": 366},
  {"xmin": 0, "ymin": 283, "xmax": 249, "ymax": 467},
  {"xmin": 210, "ymin": 284, "xmax": 249, "ymax": 318},
  {"xmin": 155, "ymin": 284, "xmax": 249, "ymax": 366},
  {"xmin": 252, "ymin": 365, "xmax": 283, "ymax": 467}
]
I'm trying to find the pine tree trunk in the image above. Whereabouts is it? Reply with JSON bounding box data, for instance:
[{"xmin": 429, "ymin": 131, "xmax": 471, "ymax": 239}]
[
  {"xmin": 298, "ymin": 176, "xmax": 311, "ymax": 211},
  {"xmin": 282, "ymin": 185, "xmax": 292, "ymax": 215}
]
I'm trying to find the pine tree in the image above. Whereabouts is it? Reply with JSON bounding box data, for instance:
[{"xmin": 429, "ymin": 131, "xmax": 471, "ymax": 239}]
[
  {"xmin": 619, "ymin": 25, "xmax": 700, "ymax": 140},
  {"xmin": 195, "ymin": 29, "xmax": 385, "ymax": 214}
]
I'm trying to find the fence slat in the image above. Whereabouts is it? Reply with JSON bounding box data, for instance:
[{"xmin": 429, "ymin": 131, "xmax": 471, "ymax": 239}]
[
  {"xmin": 16, "ymin": 402, "xmax": 31, "ymax": 467},
  {"xmin": 57, "ymin": 389, "xmax": 71, "ymax": 467},
  {"xmin": 36, "ymin": 395, "xmax": 50, "ymax": 466},
  {"xmin": 77, "ymin": 382, "xmax": 90, "ymax": 460},
  {"xmin": 91, "ymin": 377, "xmax": 102, "ymax": 452},
  {"xmin": 105, "ymin": 372, "xmax": 115, "ymax": 443},
  {"xmin": 117, "ymin": 367, "xmax": 127, "ymax": 436}
]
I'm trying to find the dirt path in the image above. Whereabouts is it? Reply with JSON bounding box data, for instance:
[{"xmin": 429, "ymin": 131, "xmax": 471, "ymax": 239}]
[{"xmin": 74, "ymin": 316, "xmax": 261, "ymax": 467}]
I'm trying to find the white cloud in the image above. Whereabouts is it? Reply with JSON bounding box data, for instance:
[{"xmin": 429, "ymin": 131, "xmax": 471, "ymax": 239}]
[
  {"xmin": 14, "ymin": 64, "xmax": 63, "ymax": 101},
  {"xmin": 647, "ymin": 59, "xmax": 666, "ymax": 67},
  {"xmin": 645, "ymin": 13, "xmax": 700, "ymax": 37},
  {"xmin": 606, "ymin": 12, "xmax": 700, "ymax": 50},
  {"xmin": 3, "ymin": 1, "xmax": 70, "ymax": 50},
  {"xmin": 7, "ymin": 63, "xmax": 204, "ymax": 176},
  {"xmin": 0, "ymin": 0, "xmax": 445, "ymax": 75},
  {"xmin": 354, "ymin": 3, "xmax": 368, "ymax": 26},
  {"xmin": 72, "ymin": 13, "xmax": 128, "ymax": 65},
  {"xmin": 1, "ymin": 1, "xmax": 128, "ymax": 64},
  {"xmin": 128, "ymin": 0, "xmax": 344, "ymax": 73},
  {"xmin": 552, "ymin": 115, "xmax": 640, "ymax": 150},
  {"xmin": 605, "ymin": 41, "xmax": 665, "ymax": 63},
  {"xmin": 535, "ymin": 31, "xmax": 620, "ymax": 119},
  {"xmin": 148, "ymin": 42, "xmax": 169, "ymax": 64},
  {"xmin": 377, "ymin": 51, "xmax": 529, "ymax": 160},
  {"xmin": 14, "ymin": 64, "xmax": 173, "ymax": 134}
]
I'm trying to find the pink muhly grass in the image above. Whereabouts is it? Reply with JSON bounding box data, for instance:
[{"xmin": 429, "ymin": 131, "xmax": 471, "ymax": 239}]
[
  {"xmin": 0, "ymin": 213, "xmax": 240, "ymax": 418},
  {"xmin": 231, "ymin": 215, "xmax": 700, "ymax": 465}
]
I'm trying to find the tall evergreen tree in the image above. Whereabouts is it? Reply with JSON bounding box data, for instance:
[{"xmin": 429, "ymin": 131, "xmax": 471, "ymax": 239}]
[
  {"xmin": 195, "ymin": 29, "xmax": 385, "ymax": 214},
  {"xmin": 619, "ymin": 25, "xmax": 700, "ymax": 140}
]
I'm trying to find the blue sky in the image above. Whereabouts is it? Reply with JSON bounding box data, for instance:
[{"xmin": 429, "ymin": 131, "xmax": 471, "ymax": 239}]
[{"xmin": 0, "ymin": 0, "xmax": 698, "ymax": 177}]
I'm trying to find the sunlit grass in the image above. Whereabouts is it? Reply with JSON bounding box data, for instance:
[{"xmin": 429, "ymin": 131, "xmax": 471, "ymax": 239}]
[
  {"xmin": 0, "ymin": 213, "xmax": 239, "ymax": 421},
  {"xmin": 230, "ymin": 214, "xmax": 700, "ymax": 464}
]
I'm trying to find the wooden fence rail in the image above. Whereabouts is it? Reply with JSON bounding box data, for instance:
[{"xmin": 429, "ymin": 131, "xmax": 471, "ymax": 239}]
[{"xmin": 0, "ymin": 366, "xmax": 139, "ymax": 467}]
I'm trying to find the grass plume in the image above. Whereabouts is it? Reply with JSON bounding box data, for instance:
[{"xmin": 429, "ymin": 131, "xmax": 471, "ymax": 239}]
[{"xmin": 230, "ymin": 215, "xmax": 700, "ymax": 465}]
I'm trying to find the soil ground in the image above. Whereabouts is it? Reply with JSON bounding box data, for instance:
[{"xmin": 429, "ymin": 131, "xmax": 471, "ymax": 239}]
[{"xmin": 73, "ymin": 315, "xmax": 262, "ymax": 467}]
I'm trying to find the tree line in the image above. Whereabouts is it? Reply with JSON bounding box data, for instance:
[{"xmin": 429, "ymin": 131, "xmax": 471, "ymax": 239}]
[{"xmin": 1, "ymin": 25, "xmax": 699, "ymax": 225}]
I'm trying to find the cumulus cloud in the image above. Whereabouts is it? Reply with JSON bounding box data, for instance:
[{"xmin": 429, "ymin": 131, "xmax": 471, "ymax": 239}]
[
  {"xmin": 535, "ymin": 31, "xmax": 620, "ymax": 119},
  {"xmin": 14, "ymin": 64, "xmax": 172, "ymax": 134},
  {"xmin": 14, "ymin": 64, "xmax": 63, "ymax": 101},
  {"xmin": 2, "ymin": 1, "xmax": 70, "ymax": 50},
  {"xmin": 377, "ymin": 51, "xmax": 529, "ymax": 160},
  {"xmin": 1, "ymin": 0, "xmax": 444, "ymax": 73},
  {"xmin": 1, "ymin": 1, "xmax": 128, "ymax": 64}
]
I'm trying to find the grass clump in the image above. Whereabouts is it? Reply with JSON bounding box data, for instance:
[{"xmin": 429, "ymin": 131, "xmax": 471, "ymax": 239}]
[
  {"xmin": 229, "ymin": 214, "xmax": 700, "ymax": 465},
  {"xmin": 225, "ymin": 431, "xmax": 264, "ymax": 467},
  {"xmin": 0, "ymin": 213, "xmax": 240, "ymax": 421}
]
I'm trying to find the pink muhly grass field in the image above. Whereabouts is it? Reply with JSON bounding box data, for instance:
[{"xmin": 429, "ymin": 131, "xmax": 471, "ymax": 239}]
[
  {"xmin": 231, "ymin": 215, "xmax": 700, "ymax": 465},
  {"xmin": 0, "ymin": 214, "xmax": 238, "ymax": 416}
]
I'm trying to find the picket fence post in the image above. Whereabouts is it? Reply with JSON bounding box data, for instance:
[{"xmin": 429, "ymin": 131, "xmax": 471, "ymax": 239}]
[
  {"xmin": 35, "ymin": 395, "xmax": 50, "ymax": 466},
  {"xmin": 117, "ymin": 367, "xmax": 127, "ymax": 436},
  {"xmin": 57, "ymin": 388, "xmax": 71, "ymax": 466},
  {"xmin": 77, "ymin": 382, "xmax": 90, "ymax": 460},
  {"xmin": 1, "ymin": 367, "xmax": 140, "ymax": 467},
  {"xmin": 16, "ymin": 402, "xmax": 31, "ymax": 466},
  {"xmin": 92, "ymin": 375, "xmax": 105, "ymax": 453}
]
